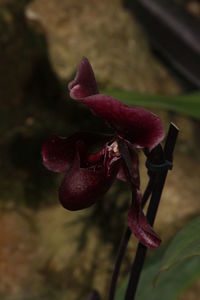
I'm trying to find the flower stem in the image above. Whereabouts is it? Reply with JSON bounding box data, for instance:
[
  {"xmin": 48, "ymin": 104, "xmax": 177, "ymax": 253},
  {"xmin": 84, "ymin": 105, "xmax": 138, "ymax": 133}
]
[
  {"xmin": 108, "ymin": 227, "xmax": 131, "ymax": 300},
  {"xmin": 124, "ymin": 123, "xmax": 179, "ymax": 300},
  {"xmin": 108, "ymin": 148, "xmax": 156, "ymax": 300},
  {"xmin": 141, "ymin": 176, "xmax": 155, "ymax": 208}
]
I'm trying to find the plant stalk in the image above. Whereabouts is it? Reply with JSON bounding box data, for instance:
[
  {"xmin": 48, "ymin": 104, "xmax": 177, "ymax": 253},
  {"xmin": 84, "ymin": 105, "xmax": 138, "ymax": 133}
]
[
  {"xmin": 108, "ymin": 140, "xmax": 156, "ymax": 300},
  {"xmin": 124, "ymin": 123, "xmax": 179, "ymax": 300}
]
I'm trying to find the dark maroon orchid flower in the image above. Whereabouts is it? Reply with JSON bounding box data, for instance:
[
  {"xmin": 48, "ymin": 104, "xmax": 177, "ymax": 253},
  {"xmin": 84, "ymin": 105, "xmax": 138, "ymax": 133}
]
[{"xmin": 42, "ymin": 57, "xmax": 165, "ymax": 249}]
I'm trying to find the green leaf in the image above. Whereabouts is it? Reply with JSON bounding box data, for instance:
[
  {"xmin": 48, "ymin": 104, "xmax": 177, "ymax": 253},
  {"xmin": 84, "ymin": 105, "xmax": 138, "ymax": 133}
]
[
  {"xmin": 103, "ymin": 89, "xmax": 200, "ymax": 120},
  {"xmin": 116, "ymin": 247, "xmax": 200, "ymax": 300},
  {"xmin": 155, "ymin": 217, "xmax": 200, "ymax": 283}
]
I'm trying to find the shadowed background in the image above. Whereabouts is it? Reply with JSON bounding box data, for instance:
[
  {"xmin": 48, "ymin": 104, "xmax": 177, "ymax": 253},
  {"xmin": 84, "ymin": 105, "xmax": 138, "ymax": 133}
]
[{"xmin": 0, "ymin": 0, "xmax": 200, "ymax": 299}]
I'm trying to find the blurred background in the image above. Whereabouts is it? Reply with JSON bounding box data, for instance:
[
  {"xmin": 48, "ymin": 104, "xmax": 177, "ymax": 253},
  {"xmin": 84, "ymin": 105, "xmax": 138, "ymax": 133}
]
[{"xmin": 0, "ymin": 0, "xmax": 200, "ymax": 299}]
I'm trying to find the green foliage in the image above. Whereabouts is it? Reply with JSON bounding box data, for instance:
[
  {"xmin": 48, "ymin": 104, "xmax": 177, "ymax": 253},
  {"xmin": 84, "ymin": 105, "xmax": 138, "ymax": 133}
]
[
  {"xmin": 155, "ymin": 217, "xmax": 200, "ymax": 283},
  {"xmin": 116, "ymin": 217, "xmax": 200, "ymax": 300},
  {"xmin": 104, "ymin": 89, "xmax": 200, "ymax": 120}
]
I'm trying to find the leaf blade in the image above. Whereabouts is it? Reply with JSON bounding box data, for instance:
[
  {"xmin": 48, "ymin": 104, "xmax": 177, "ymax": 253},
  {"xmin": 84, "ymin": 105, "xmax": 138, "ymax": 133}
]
[
  {"xmin": 155, "ymin": 217, "xmax": 200, "ymax": 282},
  {"xmin": 103, "ymin": 89, "xmax": 200, "ymax": 120},
  {"xmin": 116, "ymin": 246, "xmax": 200, "ymax": 300}
]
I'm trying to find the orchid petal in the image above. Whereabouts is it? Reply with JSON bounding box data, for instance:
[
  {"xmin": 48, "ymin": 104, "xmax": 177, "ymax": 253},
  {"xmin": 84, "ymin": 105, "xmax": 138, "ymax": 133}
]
[
  {"xmin": 42, "ymin": 135, "xmax": 78, "ymax": 173},
  {"xmin": 128, "ymin": 189, "xmax": 161, "ymax": 249},
  {"xmin": 69, "ymin": 58, "xmax": 164, "ymax": 149},
  {"xmin": 59, "ymin": 150, "xmax": 118, "ymax": 211},
  {"xmin": 42, "ymin": 132, "xmax": 111, "ymax": 173},
  {"xmin": 117, "ymin": 143, "xmax": 140, "ymax": 186},
  {"xmin": 77, "ymin": 95, "xmax": 164, "ymax": 149},
  {"xmin": 69, "ymin": 57, "xmax": 99, "ymax": 98}
]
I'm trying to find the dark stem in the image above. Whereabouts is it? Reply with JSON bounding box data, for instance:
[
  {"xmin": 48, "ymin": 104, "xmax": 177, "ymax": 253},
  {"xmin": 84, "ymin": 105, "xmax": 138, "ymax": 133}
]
[
  {"xmin": 124, "ymin": 123, "xmax": 179, "ymax": 300},
  {"xmin": 108, "ymin": 177, "xmax": 154, "ymax": 300},
  {"xmin": 108, "ymin": 140, "xmax": 156, "ymax": 300},
  {"xmin": 108, "ymin": 227, "xmax": 131, "ymax": 300},
  {"xmin": 141, "ymin": 176, "xmax": 155, "ymax": 208}
]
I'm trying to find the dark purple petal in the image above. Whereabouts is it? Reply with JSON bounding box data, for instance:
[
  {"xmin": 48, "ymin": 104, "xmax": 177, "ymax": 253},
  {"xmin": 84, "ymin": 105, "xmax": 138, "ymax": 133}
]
[
  {"xmin": 117, "ymin": 142, "xmax": 140, "ymax": 186},
  {"xmin": 69, "ymin": 57, "xmax": 99, "ymax": 98},
  {"xmin": 42, "ymin": 135, "xmax": 78, "ymax": 173},
  {"xmin": 116, "ymin": 161, "xmax": 127, "ymax": 182},
  {"xmin": 59, "ymin": 150, "xmax": 118, "ymax": 211},
  {"xmin": 75, "ymin": 95, "xmax": 164, "ymax": 149},
  {"xmin": 128, "ymin": 189, "xmax": 161, "ymax": 249},
  {"xmin": 68, "ymin": 58, "xmax": 164, "ymax": 149},
  {"xmin": 42, "ymin": 132, "xmax": 110, "ymax": 173}
]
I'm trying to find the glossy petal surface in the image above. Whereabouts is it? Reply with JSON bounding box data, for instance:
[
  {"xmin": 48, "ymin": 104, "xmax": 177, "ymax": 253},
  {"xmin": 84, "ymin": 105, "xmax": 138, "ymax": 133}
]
[
  {"xmin": 42, "ymin": 132, "xmax": 110, "ymax": 173},
  {"xmin": 117, "ymin": 142, "xmax": 140, "ymax": 185},
  {"xmin": 59, "ymin": 150, "xmax": 118, "ymax": 211},
  {"xmin": 128, "ymin": 190, "xmax": 161, "ymax": 249},
  {"xmin": 69, "ymin": 57, "xmax": 99, "ymax": 98},
  {"xmin": 42, "ymin": 135, "xmax": 77, "ymax": 173},
  {"xmin": 69, "ymin": 58, "xmax": 165, "ymax": 149}
]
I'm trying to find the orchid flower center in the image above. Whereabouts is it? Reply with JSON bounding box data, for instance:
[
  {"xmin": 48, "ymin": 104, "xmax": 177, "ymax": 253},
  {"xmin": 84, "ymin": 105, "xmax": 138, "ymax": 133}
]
[{"xmin": 109, "ymin": 141, "xmax": 120, "ymax": 157}]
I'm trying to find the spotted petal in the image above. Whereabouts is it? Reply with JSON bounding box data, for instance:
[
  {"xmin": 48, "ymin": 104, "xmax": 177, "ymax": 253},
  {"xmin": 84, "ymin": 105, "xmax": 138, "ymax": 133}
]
[
  {"xmin": 42, "ymin": 132, "xmax": 111, "ymax": 173},
  {"xmin": 117, "ymin": 142, "xmax": 140, "ymax": 185},
  {"xmin": 59, "ymin": 149, "xmax": 119, "ymax": 211}
]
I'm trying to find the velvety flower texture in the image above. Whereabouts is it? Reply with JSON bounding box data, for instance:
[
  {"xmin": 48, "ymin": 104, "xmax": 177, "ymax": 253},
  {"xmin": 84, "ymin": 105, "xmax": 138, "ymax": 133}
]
[{"xmin": 42, "ymin": 57, "xmax": 165, "ymax": 249}]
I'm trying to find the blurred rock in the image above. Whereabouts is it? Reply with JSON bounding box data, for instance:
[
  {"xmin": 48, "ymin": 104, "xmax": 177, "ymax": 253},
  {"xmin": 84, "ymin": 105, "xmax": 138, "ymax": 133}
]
[
  {"xmin": 0, "ymin": 0, "xmax": 41, "ymax": 106},
  {"xmin": 0, "ymin": 0, "xmax": 62, "ymax": 139},
  {"xmin": 0, "ymin": 210, "xmax": 43, "ymax": 300},
  {"xmin": 27, "ymin": 0, "xmax": 181, "ymax": 94},
  {"xmin": 1, "ymin": 146, "xmax": 200, "ymax": 300}
]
